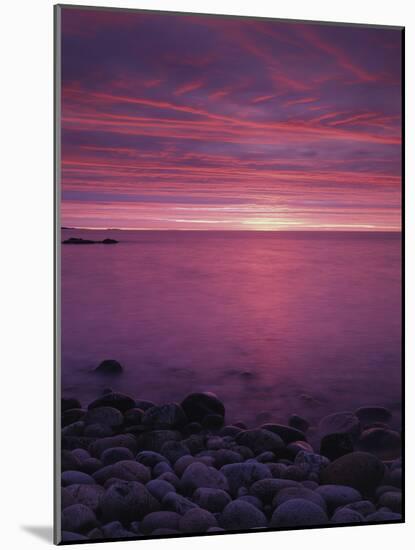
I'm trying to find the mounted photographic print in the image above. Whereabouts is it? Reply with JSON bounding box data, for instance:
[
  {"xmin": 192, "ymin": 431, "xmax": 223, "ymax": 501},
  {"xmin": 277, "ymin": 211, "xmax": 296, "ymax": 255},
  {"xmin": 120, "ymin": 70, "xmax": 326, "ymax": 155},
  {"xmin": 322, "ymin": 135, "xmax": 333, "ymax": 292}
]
[{"xmin": 54, "ymin": 4, "xmax": 404, "ymax": 544}]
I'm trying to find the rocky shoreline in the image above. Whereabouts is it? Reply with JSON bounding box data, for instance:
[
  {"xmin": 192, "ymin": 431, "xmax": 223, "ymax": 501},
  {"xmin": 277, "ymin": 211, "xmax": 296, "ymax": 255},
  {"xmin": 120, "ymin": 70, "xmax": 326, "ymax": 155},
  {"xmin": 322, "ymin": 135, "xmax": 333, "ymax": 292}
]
[{"xmin": 61, "ymin": 390, "xmax": 403, "ymax": 542}]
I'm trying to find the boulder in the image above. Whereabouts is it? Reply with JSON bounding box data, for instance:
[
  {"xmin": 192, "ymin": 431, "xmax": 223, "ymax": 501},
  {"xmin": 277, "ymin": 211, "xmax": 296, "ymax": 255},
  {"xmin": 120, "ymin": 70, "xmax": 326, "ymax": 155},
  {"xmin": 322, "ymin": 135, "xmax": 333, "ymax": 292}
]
[
  {"xmin": 160, "ymin": 441, "xmax": 190, "ymax": 463},
  {"xmin": 340, "ymin": 500, "xmax": 376, "ymax": 517},
  {"xmin": 366, "ymin": 510, "xmax": 402, "ymax": 522},
  {"xmin": 378, "ymin": 491, "xmax": 402, "ymax": 513},
  {"xmin": 88, "ymin": 392, "xmax": 135, "ymax": 413},
  {"xmin": 270, "ymin": 499, "xmax": 328, "ymax": 527},
  {"xmin": 331, "ymin": 508, "xmax": 364, "ymax": 523},
  {"xmin": 62, "ymin": 398, "xmax": 82, "ymax": 412},
  {"xmin": 235, "ymin": 429, "xmax": 285, "ymax": 454},
  {"xmin": 162, "ymin": 492, "xmax": 198, "ymax": 515},
  {"xmin": 142, "ymin": 403, "xmax": 187, "ymax": 429},
  {"xmin": 193, "ymin": 488, "xmax": 231, "ymax": 513},
  {"xmin": 354, "ymin": 407, "xmax": 392, "ymax": 426},
  {"xmin": 84, "ymin": 407, "xmax": 123, "ymax": 429},
  {"xmin": 100, "ymin": 480, "xmax": 159, "ymax": 522},
  {"xmin": 181, "ymin": 462, "xmax": 229, "ymax": 494},
  {"xmin": 100, "ymin": 447, "xmax": 134, "ymax": 466},
  {"xmin": 272, "ymin": 487, "xmax": 327, "ymax": 512},
  {"xmin": 141, "ymin": 511, "xmax": 181, "ymax": 534},
  {"xmin": 179, "ymin": 508, "xmax": 218, "ymax": 533},
  {"xmin": 356, "ymin": 428, "xmax": 401, "ymax": 460},
  {"xmin": 321, "ymin": 452, "xmax": 385, "ymax": 495},
  {"xmin": 123, "ymin": 408, "xmax": 144, "ymax": 426},
  {"xmin": 318, "ymin": 412, "xmax": 360, "ymax": 439},
  {"xmin": 289, "ymin": 414, "xmax": 310, "ymax": 433},
  {"xmin": 316, "ymin": 485, "xmax": 362, "ymax": 511},
  {"xmin": 220, "ymin": 500, "xmax": 267, "ymax": 530},
  {"xmin": 136, "ymin": 451, "xmax": 169, "ymax": 468},
  {"xmin": 181, "ymin": 392, "xmax": 225, "ymax": 423},
  {"xmin": 65, "ymin": 483, "xmax": 105, "ymax": 513},
  {"xmin": 93, "ymin": 460, "xmax": 150, "ymax": 485},
  {"xmin": 95, "ymin": 359, "xmax": 123, "ymax": 374},
  {"xmin": 261, "ymin": 423, "xmax": 306, "ymax": 443},
  {"xmin": 136, "ymin": 430, "xmax": 181, "ymax": 452},
  {"xmin": 250, "ymin": 478, "xmax": 299, "ymax": 503},
  {"xmin": 320, "ymin": 433, "xmax": 354, "ymax": 461},
  {"xmin": 62, "ymin": 471, "xmax": 95, "ymax": 487},
  {"xmin": 61, "ymin": 504, "xmax": 97, "ymax": 533},
  {"xmin": 146, "ymin": 479, "xmax": 176, "ymax": 501},
  {"xmin": 220, "ymin": 462, "xmax": 272, "ymax": 496},
  {"xmin": 89, "ymin": 434, "xmax": 137, "ymax": 458}
]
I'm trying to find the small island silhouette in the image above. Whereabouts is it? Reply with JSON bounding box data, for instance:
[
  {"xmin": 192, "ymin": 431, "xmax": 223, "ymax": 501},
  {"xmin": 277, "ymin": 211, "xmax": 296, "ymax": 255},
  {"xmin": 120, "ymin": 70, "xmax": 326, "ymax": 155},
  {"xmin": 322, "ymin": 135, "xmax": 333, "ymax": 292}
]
[{"xmin": 62, "ymin": 237, "xmax": 118, "ymax": 245}]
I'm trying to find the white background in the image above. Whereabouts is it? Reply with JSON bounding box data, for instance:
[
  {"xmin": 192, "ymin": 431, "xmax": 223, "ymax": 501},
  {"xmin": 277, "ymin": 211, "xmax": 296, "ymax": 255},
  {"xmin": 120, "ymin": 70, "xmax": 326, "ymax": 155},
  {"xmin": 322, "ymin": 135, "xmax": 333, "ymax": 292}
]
[{"xmin": 1, "ymin": 0, "xmax": 412, "ymax": 548}]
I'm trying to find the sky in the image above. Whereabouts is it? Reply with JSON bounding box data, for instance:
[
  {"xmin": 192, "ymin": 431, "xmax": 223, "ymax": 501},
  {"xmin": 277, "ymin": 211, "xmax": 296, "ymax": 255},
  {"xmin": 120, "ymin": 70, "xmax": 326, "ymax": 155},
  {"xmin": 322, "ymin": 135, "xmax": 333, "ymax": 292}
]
[{"xmin": 60, "ymin": 8, "xmax": 402, "ymax": 231}]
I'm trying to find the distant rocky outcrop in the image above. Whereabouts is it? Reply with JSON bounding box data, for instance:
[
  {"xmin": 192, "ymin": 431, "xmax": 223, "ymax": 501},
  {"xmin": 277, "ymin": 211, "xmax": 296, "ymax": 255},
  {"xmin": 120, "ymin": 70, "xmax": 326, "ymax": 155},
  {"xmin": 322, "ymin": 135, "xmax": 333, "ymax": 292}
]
[{"xmin": 62, "ymin": 237, "xmax": 118, "ymax": 245}]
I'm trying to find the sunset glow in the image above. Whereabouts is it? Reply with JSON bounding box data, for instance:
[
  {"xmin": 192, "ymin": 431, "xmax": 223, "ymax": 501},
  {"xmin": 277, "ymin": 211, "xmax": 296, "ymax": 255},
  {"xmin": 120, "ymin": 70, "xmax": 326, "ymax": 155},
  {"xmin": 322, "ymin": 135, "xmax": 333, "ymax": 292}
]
[{"xmin": 60, "ymin": 9, "xmax": 402, "ymax": 231}]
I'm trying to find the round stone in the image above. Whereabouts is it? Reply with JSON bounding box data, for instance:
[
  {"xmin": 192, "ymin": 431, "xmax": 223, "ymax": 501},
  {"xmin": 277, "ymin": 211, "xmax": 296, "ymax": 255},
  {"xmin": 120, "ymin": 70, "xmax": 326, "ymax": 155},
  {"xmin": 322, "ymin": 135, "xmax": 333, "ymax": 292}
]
[
  {"xmin": 270, "ymin": 499, "xmax": 328, "ymax": 527},
  {"xmin": 221, "ymin": 500, "xmax": 268, "ymax": 530}
]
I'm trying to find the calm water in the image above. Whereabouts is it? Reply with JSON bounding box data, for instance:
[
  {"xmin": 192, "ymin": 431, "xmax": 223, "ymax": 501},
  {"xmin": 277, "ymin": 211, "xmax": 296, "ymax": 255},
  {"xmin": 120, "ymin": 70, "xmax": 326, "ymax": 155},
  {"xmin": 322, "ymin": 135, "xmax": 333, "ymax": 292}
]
[{"xmin": 61, "ymin": 230, "xmax": 402, "ymax": 428}]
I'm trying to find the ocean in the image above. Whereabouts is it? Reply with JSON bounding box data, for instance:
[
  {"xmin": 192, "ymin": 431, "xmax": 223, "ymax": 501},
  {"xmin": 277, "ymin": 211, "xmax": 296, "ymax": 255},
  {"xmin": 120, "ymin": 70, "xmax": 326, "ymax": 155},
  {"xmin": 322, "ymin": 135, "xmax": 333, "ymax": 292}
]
[{"xmin": 61, "ymin": 229, "xmax": 402, "ymax": 428}]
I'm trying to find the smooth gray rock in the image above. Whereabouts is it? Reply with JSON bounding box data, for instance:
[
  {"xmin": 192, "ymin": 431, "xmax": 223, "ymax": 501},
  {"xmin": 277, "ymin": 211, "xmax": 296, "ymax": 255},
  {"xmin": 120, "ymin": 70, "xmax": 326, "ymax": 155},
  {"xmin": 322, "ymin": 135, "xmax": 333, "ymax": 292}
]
[
  {"xmin": 65, "ymin": 483, "xmax": 105, "ymax": 513},
  {"xmin": 270, "ymin": 499, "xmax": 328, "ymax": 527},
  {"xmin": 316, "ymin": 485, "xmax": 362, "ymax": 511},
  {"xmin": 340, "ymin": 500, "xmax": 376, "ymax": 517},
  {"xmin": 221, "ymin": 463, "xmax": 272, "ymax": 496},
  {"xmin": 235, "ymin": 429, "xmax": 285, "ymax": 454},
  {"xmin": 273, "ymin": 487, "xmax": 327, "ymax": 512},
  {"xmin": 93, "ymin": 460, "xmax": 150, "ymax": 484},
  {"xmin": 136, "ymin": 451, "xmax": 169, "ymax": 467},
  {"xmin": 142, "ymin": 403, "xmax": 187, "ymax": 429},
  {"xmin": 84, "ymin": 406, "xmax": 123, "ymax": 429},
  {"xmin": 181, "ymin": 392, "xmax": 225, "ymax": 423},
  {"xmin": 62, "ymin": 471, "xmax": 96, "ymax": 487},
  {"xmin": 332, "ymin": 508, "xmax": 364, "ymax": 523},
  {"xmin": 101, "ymin": 447, "xmax": 134, "ymax": 466},
  {"xmin": 146, "ymin": 479, "xmax": 176, "ymax": 501},
  {"xmin": 162, "ymin": 492, "xmax": 198, "ymax": 515},
  {"xmin": 321, "ymin": 451, "xmax": 385, "ymax": 495},
  {"xmin": 318, "ymin": 412, "xmax": 360, "ymax": 439},
  {"xmin": 141, "ymin": 511, "xmax": 181, "ymax": 534},
  {"xmin": 61, "ymin": 504, "xmax": 97, "ymax": 533},
  {"xmin": 221, "ymin": 500, "xmax": 267, "ymax": 530},
  {"xmin": 100, "ymin": 480, "xmax": 159, "ymax": 522},
  {"xmin": 193, "ymin": 488, "xmax": 231, "ymax": 513},
  {"xmin": 179, "ymin": 508, "xmax": 218, "ymax": 533},
  {"xmin": 181, "ymin": 462, "xmax": 229, "ymax": 494}
]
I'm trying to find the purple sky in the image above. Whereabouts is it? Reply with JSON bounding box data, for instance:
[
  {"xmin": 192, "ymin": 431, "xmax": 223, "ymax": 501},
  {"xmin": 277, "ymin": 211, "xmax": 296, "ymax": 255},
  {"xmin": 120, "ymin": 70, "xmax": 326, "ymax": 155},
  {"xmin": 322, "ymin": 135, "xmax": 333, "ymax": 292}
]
[{"xmin": 60, "ymin": 7, "xmax": 402, "ymax": 230}]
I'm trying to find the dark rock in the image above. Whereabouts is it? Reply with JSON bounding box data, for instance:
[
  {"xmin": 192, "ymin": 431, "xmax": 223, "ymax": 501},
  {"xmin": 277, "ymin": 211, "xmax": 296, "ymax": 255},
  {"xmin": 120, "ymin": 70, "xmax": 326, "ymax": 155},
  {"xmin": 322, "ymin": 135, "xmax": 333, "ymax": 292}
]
[
  {"xmin": 95, "ymin": 359, "xmax": 123, "ymax": 374},
  {"xmin": 142, "ymin": 403, "xmax": 187, "ymax": 429},
  {"xmin": 281, "ymin": 465, "xmax": 308, "ymax": 481},
  {"xmin": 318, "ymin": 412, "xmax": 360, "ymax": 439},
  {"xmin": 61, "ymin": 504, "xmax": 97, "ymax": 533},
  {"xmin": 174, "ymin": 456, "xmax": 205, "ymax": 477},
  {"xmin": 179, "ymin": 508, "xmax": 218, "ymax": 533},
  {"xmin": 141, "ymin": 511, "xmax": 181, "ymax": 534},
  {"xmin": 237, "ymin": 495, "xmax": 263, "ymax": 510},
  {"xmin": 62, "ymin": 421, "xmax": 85, "ymax": 437},
  {"xmin": 88, "ymin": 527, "xmax": 104, "ymax": 539},
  {"xmin": 229, "ymin": 444, "xmax": 254, "ymax": 460},
  {"xmin": 101, "ymin": 447, "xmax": 134, "ymax": 466},
  {"xmin": 85, "ymin": 407, "xmax": 123, "ymax": 429},
  {"xmin": 255, "ymin": 451, "xmax": 276, "ymax": 463},
  {"xmin": 202, "ymin": 414, "xmax": 224, "ymax": 431},
  {"xmin": 146, "ymin": 479, "xmax": 176, "ymax": 501},
  {"xmin": 378, "ymin": 491, "xmax": 402, "ymax": 513},
  {"xmin": 62, "ymin": 408, "xmax": 86, "ymax": 427},
  {"xmin": 181, "ymin": 462, "xmax": 229, "ymax": 494},
  {"xmin": 261, "ymin": 423, "xmax": 306, "ymax": 443},
  {"xmin": 89, "ymin": 434, "xmax": 137, "ymax": 458},
  {"xmin": 321, "ymin": 451, "xmax": 385, "ymax": 495},
  {"xmin": 273, "ymin": 487, "xmax": 327, "ymax": 512},
  {"xmin": 181, "ymin": 392, "xmax": 225, "ymax": 423},
  {"xmin": 153, "ymin": 462, "xmax": 173, "ymax": 476},
  {"xmin": 289, "ymin": 414, "xmax": 310, "ymax": 433},
  {"xmin": 316, "ymin": 485, "xmax": 362, "ymax": 511},
  {"xmin": 160, "ymin": 440, "xmax": 189, "ymax": 463},
  {"xmin": 81, "ymin": 458, "xmax": 102, "ymax": 475},
  {"xmin": 366, "ymin": 510, "xmax": 402, "ymax": 522},
  {"xmin": 162, "ymin": 491, "xmax": 198, "ymax": 515},
  {"xmin": 356, "ymin": 428, "xmax": 401, "ymax": 460},
  {"xmin": 61, "ymin": 531, "xmax": 88, "ymax": 542},
  {"xmin": 84, "ymin": 423, "xmax": 113, "ymax": 438},
  {"xmin": 320, "ymin": 433, "xmax": 354, "ymax": 461},
  {"xmin": 65, "ymin": 483, "xmax": 105, "ymax": 513},
  {"xmin": 135, "ymin": 400, "xmax": 156, "ymax": 411},
  {"xmin": 390, "ymin": 468, "xmax": 402, "ymax": 488},
  {"xmin": 294, "ymin": 451, "xmax": 330, "ymax": 479},
  {"xmin": 136, "ymin": 430, "xmax": 181, "ymax": 452},
  {"xmin": 62, "ymin": 398, "xmax": 82, "ymax": 412},
  {"xmin": 157, "ymin": 472, "xmax": 181, "ymax": 489},
  {"xmin": 100, "ymin": 480, "xmax": 159, "ymax": 522},
  {"xmin": 219, "ymin": 425, "xmax": 242, "ymax": 438},
  {"xmin": 235, "ymin": 429, "xmax": 285, "ymax": 454},
  {"xmin": 71, "ymin": 448, "xmax": 90, "ymax": 463},
  {"xmin": 88, "ymin": 392, "xmax": 135, "ymax": 413},
  {"xmin": 221, "ymin": 500, "xmax": 267, "ymax": 530},
  {"xmin": 93, "ymin": 460, "xmax": 151, "ymax": 485},
  {"xmin": 62, "ymin": 471, "xmax": 96, "ymax": 487},
  {"xmin": 182, "ymin": 434, "xmax": 206, "ymax": 455},
  {"xmin": 332, "ymin": 508, "xmax": 364, "ymax": 523},
  {"xmin": 185, "ymin": 422, "xmax": 203, "ymax": 435},
  {"xmin": 102, "ymin": 238, "xmax": 118, "ymax": 244},
  {"xmin": 63, "ymin": 436, "xmax": 96, "ymax": 451},
  {"xmin": 270, "ymin": 499, "xmax": 328, "ymax": 527},
  {"xmin": 249, "ymin": 478, "xmax": 299, "ymax": 503},
  {"xmin": 340, "ymin": 500, "xmax": 376, "ymax": 517},
  {"xmin": 286, "ymin": 441, "xmax": 314, "ymax": 458},
  {"xmin": 101, "ymin": 521, "xmax": 134, "ymax": 538},
  {"xmin": 62, "ymin": 487, "xmax": 76, "ymax": 509},
  {"xmin": 123, "ymin": 408, "xmax": 144, "ymax": 426},
  {"xmin": 193, "ymin": 488, "xmax": 231, "ymax": 513},
  {"xmin": 136, "ymin": 451, "xmax": 169, "ymax": 468},
  {"xmin": 354, "ymin": 407, "xmax": 392, "ymax": 426},
  {"xmin": 220, "ymin": 463, "xmax": 272, "ymax": 496},
  {"xmin": 62, "ymin": 450, "xmax": 82, "ymax": 472}
]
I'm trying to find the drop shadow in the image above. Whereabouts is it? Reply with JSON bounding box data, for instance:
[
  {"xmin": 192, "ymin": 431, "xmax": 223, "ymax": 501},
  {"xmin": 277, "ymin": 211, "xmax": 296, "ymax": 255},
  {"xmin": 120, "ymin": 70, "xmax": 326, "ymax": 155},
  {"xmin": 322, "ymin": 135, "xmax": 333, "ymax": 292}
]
[{"xmin": 21, "ymin": 525, "xmax": 53, "ymax": 543}]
